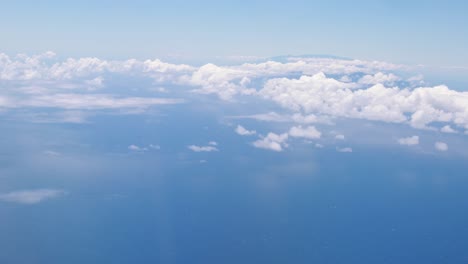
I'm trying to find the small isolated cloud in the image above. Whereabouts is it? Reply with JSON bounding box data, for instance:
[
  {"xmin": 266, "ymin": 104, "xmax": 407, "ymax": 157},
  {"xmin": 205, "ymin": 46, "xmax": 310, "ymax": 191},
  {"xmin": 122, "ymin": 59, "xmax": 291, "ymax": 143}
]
[
  {"xmin": 434, "ymin": 141, "xmax": 448, "ymax": 152},
  {"xmin": 128, "ymin": 144, "xmax": 147, "ymax": 151},
  {"xmin": 208, "ymin": 141, "xmax": 218, "ymax": 146},
  {"xmin": 288, "ymin": 125, "xmax": 321, "ymax": 139},
  {"xmin": 0, "ymin": 189, "xmax": 66, "ymax": 205},
  {"xmin": 398, "ymin": 136, "xmax": 419, "ymax": 146},
  {"xmin": 235, "ymin": 125, "xmax": 256, "ymax": 136},
  {"xmin": 188, "ymin": 144, "xmax": 218, "ymax": 152},
  {"xmin": 252, "ymin": 132, "xmax": 288, "ymax": 152},
  {"xmin": 337, "ymin": 147, "xmax": 353, "ymax": 153},
  {"xmin": 149, "ymin": 144, "xmax": 161, "ymax": 150},
  {"xmin": 335, "ymin": 134, "xmax": 345, "ymax": 140},
  {"xmin": 129, "ymin": 144, "xmax": 160, "ymax": 152},
  {"xmin": 315, "ymin": 143, "xmax": 324, "ymax": 148},
  {"xmin": 441, "ymin": 125, "xmax": 456, "ymax": 133}
]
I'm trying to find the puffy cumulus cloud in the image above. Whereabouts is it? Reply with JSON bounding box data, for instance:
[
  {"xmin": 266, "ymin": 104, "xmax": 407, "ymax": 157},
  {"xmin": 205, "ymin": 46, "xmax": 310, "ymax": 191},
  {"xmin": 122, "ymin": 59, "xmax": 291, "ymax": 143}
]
[
  {"xmin": 259, "ymin": 73, "xmax": 357, "ymax": 113},
  {"xmin": 434, "ymin": 142, "xmax": 448, "ymax": 152},
  {"xmin": 0, "ymin": 189, "xmax": 66, "ymax": 205},
  {"xmin": 188, "ymin": 145, "xmax": 218, "ymax": 152},
  {"xmin": 398, "ymin": 136, "xmax": 419, "ymax": 146},
  {"xmin": 3, "ymin": 52, "xmax": 468, "ymax": 135},
  {"xmin": 252, "ymin": 125, "xmax": 322, "ymax": 152},
  {"xmin": 0, "ymin": 52, "xmax": 194, "ymax": 82},
  {"xmin": 0, "ymin": 53, "xmax": 189, "ymax": 113},
  {"xmin": 259, "ymin": 73, "xmax": 468, "ymax": 130},
  {"xmin": 252, "ymin": 132, "xmax": 288, "ymax": 152},
  {"xmin": 288, "ymin": 125, "xmax": 321, "ymax": 139},
  {"xmin": 181, "ymin": 63, "xmax": 255, "ymax": 100},
  {"xmin": 182, "ymin": 57, "xmax": 407, "ymax": 100},
  {"xmin": 235, "ymin": 125, "xmax": 256, "ymax": 136}
]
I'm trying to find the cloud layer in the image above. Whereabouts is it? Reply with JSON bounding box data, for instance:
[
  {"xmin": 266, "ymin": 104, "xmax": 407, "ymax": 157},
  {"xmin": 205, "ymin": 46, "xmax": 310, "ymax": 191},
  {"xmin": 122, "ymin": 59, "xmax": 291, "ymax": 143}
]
[{"xmin": 2, "ymin": 52, "xmax": 468, "ymax": 138}]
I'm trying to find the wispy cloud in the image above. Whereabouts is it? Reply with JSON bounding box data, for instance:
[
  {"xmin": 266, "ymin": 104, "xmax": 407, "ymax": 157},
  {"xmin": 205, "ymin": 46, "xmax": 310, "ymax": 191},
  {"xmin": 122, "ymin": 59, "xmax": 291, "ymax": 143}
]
[
  {"xmin": 0, "ymin": 189, "xmax": 66, "ymax": 205},
  {"xmin": 337, "ymin": 147, "xmax": 353, "ymax": 153},
  {"xmin": 188, "ymin": 144, "xmax": 218, "ymax": 152}
]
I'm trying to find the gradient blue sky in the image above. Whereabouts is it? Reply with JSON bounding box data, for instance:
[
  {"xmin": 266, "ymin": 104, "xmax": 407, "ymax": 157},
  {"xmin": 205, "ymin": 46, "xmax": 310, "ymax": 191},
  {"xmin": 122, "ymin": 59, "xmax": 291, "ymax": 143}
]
[{"xmin": 2, "ymin": 0, "xmax": 467, "ymax": 66}]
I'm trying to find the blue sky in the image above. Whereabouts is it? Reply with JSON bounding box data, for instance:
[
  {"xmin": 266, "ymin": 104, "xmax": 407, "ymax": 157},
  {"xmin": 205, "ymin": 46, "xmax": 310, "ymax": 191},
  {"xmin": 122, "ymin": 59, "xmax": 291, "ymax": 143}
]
[
  {"xmin": 2, "ymin": 0, "xmax": 468, "ymax": 67},
  {"xmin": 1, "ymin": 1, "xmax": 468, "ymax": 263}
]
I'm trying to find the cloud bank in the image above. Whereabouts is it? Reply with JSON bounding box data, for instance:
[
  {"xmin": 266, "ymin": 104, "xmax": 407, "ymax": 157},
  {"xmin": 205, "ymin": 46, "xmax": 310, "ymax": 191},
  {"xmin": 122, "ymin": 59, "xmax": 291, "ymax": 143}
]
[{"xmin": 2, "ymin": 52, "xmax": 468, "ymax": 139}]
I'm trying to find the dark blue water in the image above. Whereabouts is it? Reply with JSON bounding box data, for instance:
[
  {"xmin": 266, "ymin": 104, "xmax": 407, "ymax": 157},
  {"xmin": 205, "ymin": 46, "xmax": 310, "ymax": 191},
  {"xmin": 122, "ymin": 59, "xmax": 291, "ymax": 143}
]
[{"xmin": 1, "ymin": 107, "xmax": 467, "ymax": 264}]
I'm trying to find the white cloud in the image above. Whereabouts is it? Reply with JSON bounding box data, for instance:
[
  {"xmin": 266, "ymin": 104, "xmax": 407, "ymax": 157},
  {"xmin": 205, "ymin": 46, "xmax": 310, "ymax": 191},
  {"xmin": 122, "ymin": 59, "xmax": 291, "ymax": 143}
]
[
  {"xmin": 3, "ymin": 52, "xmax": 468, "ymax": 135},
  {"xmin": 188, "ymin": 145, "xmax": 218, "ymax": 152},
  {"xmin": 288, "ymin": 125, "xmax": 321, "ymax": 139},
  {"xmin": 0, "ymin": 53, "xmax": 194, "ymax": 81},
  {"xmin": 0, "ymin": 189, "xmax": 66, "ymax": 204},
  {"xmin": 335, "ymin": 134, "xmax": 345, "ymax": 140},
  {"xmin": 434, "ymin": 142, "xmax": 448, "ymax": 152},
  {"xmin": 441, "ymin": 125, "xmax": 456, "ymax": 133},
  {"xmin": 129, "ymin": 144, "xmax": 160, "ymax": 151},
  {"xmin": 358, "ymin": 72, "xmax": 399, "ymax": 85},
  {"xmin": 252, "ymin": 132, "xmax": 288, "ymax": 152},
  {"xmin": 84, "ymin": 76, "xmax": 104, "ymax": 89},
  {"xmin": 398, "ymin": 136, "xmax": 419, "ymax": 146},
  {"xmin": 149, "ymin": 144, "xmax": 161, "ymax": 150},
  {"xmin": 235, "ymin": 125, "xmax": 256, "ymax": 136},
  {"xmin": 337, "ymin": 147, "xmax": 353, "ymax": 153},
  {"xmin": 259, "ymin": 72, "xmax": 468, "ymax": 130},
  {"xmin": 19, "ymin": 94, "xmax": 183, "ymax": 110},
  {"xmin": 208, "ymin": 141, "xmax": 218, "ymax": 146},
  {"xmin": 128, "ymin": 144, "xmax": 147, "ymax": 151}
]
